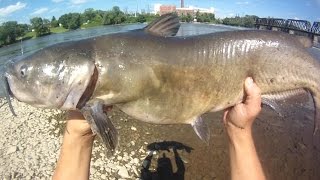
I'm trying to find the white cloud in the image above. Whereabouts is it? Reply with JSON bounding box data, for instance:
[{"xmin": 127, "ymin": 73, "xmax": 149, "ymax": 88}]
[
  {"xmin": 70, "ymin": 0, "xmax": 88, "ymax": 5},
  {"xmin": 294, "ymin": 17, "xmax": 300, "ymax": 20},
  {"xmin": 30, "ymin": 8, "xmax": 49, "ymax": 16},
  {"xmin": 0, "ymin": 2, "xmax": 27, "ymax": 17},
  {"xmin": 52, "ymin": 0, "xmax": 64, "ymax": 2},
  {"xmin": 49, "ymin": 8, "xmax": 60, "ymax": 13},
  {"xmin": 236, "ymin": 1, "xmax": 249, "ymax": 5}
]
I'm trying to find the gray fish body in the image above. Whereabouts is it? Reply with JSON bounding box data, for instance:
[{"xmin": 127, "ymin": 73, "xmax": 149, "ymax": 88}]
[
  {"xmin": 5, "ymin": 14, "xmax": 320, "ymax": 150},
  {"xmin": 89, "ymin": 30, "xmax": 320, "ymax": 126}
]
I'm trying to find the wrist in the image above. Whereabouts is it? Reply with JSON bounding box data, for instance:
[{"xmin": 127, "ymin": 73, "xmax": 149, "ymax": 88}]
[
  {"xmin": 226, "ymin": 126, "xmax": 253, "ymax": 146},
  {"xmin": 63, "ymin": 130, "xmax": 95, "ymax": 147}
]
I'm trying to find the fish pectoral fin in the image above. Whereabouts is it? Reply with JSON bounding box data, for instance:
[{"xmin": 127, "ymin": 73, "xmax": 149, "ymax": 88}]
[
  {"xmin": 81, "ymin": 102, "xmax": 118, "ymax": 152},
  {"xmin": 191, "ymin": 116, "xmax": 210, "ymax": 144},
  {"xmin": 144, "ymin": 13, "xmax": 180, "ymax": 37}
]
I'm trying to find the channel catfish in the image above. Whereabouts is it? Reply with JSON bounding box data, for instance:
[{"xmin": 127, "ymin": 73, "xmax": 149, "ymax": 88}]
[{"xmin": 4, "ymin": 14, "xmax": 320, "ymax": 151}]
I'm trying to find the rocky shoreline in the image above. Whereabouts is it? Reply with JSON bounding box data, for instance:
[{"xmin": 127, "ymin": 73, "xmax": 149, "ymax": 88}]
[{"xmin": 0, "ymin": 98, "xmax": 149, "ymax": 180}]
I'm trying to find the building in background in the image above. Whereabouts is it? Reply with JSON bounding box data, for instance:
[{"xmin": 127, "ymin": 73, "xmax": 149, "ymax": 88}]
[
  {"xmin": 158, "ymin": 5, "xmax": 176, "ymax": 15},
  {"xmin": 154, "ymin": 4, "xmax": 214, "ymax": 17}
]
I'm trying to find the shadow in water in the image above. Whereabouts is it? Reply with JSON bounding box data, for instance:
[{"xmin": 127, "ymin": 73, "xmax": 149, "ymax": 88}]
[{"xmin": 140, "ymin": 141, "xmax": 193, "ymax": 180}]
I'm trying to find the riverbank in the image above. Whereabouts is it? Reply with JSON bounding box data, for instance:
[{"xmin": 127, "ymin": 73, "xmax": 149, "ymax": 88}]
[{"xmin": 0, "ymin": 98, "xmax": 151, "ymax": 179}]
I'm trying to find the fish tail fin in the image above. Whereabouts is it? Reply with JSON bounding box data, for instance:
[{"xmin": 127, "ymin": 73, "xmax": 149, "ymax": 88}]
[
  {"xmin": 311, "ymin": 94, "xmax": 320, "ymax": 135},
  {"xmin": 81, "ymin": 102, "xmax": 118, "ymax": 153},
  {"xmin": 307, "ymin": 86, "xmax": 320, "ymax": 135}
]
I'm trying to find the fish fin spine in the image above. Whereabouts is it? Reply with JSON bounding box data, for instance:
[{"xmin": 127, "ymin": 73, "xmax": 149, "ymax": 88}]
[{"xmin": 191, "ymin": 116, "xmax": 210, "ymax": 144}]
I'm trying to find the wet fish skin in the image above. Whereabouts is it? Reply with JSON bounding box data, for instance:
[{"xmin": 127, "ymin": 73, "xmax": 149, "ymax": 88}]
[
  {"xmin": 91, "ymin": 30, "xmax": 320, "ymax": 130},
  {"xmin": 5, "ymin": 14, "xmax": 320, "ymax": 150}
]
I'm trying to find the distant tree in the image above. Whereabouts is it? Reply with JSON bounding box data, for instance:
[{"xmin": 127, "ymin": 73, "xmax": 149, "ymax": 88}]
[
  {"xmin": 180, "ymin": 14, "xmax": 187, "ymax": 22},
  {"xmin": 30, "ymin": 17, "xmax": 50, "ymax": 37},
  {"xmin": 58, "ymin": 13, "xmax": 81, "ymax": 29},
  {"xmin": 144, "ymin": 13, "xmax": 159, "ymax": 22},
  {"xmin": 186, "ymin": 13, "xmax": 193, "ymax": 22},
  {"xmin": 43, "ymin": 18, "xmax": 50, "ymax": 26},
  {"xmin": 4, "ymin": 21, "xmax": 18, "ymax": 43},
  {"xmin": 136, "ymin": 14, "xmax": 146, "ymax": 23},
  {"xmin": 59, "ymin": 14, "xmax": 69, "ymax": 29},
  {"xmin": 83, "ymin": 8, "xmax": 96, "ymax": 23},
  {"xmin": 102, "ymin": 6, "xmax": 126, "ymax": 25},
  {"xmin": 195, "ymin": 10, "xmax": 200, "ymax": 21},
  {"xmin": 102, "ymin": 11, "xmax": 114, "ymax": 25},
  {"xmin": 18, "ymin": 24, "xmax": 30, "ymax": 33},
  {"xmin": 124, "ymin": 14, "xmax": 138, "ymax": 23},
  {"xmin": 69, "ymin": 13, "xmax": 81, "ymax": 29},
  {"xmin": 0, "ymin": 22, "xmax": 29, "ymax": 46},
  {"xmin": 92, "ymin": 14, "xmax": 103, "ymax": 24},
  {"xmin": 222, "ymin": 15, "xmax": 258, "ymax": 27},
  {"xmin": 1, "ymin": 21, "xmax": 20, "ymax": 44},
  {"xmin": 112, "ymin": 6, "xmax": 126, "ymax": 24},
  {"xmin": 0, "ymin": 26, "xmax": 5, "ymax": 45},
  {"xmin": 51, "ymin": 16, "xmax": 59, "ymax": 27}
]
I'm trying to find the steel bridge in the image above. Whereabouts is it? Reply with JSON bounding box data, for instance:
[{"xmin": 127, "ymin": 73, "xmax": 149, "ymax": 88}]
[{"xmin": 255, "ymin": 18, "xmax": 320, "ymax": 44}]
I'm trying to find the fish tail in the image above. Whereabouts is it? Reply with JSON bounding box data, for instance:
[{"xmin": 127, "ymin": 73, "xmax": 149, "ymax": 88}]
[{"xmin": 307, "ymin": 85, "xmax": 320, "ymax": 135}]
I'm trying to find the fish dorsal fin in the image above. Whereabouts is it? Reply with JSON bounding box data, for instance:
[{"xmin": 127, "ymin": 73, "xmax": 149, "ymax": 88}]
[{"xmin": 144, "ymin": 13, "xmax": 180, "ymax": 37}]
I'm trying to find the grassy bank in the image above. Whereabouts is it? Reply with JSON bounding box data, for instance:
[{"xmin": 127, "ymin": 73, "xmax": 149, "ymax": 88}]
[
  {"xmin": 50, "ymin": 26, "xmax": 69, "ymax": 33},
  {"xmin": 21, "ymin": 27, "xmax": 68, "ymax": 40}
]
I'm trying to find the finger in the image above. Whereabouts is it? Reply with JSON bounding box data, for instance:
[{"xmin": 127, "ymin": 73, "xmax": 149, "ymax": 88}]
[{"xmin": 244, "ymin": 77, "xmax": 262, "ymax": 108}]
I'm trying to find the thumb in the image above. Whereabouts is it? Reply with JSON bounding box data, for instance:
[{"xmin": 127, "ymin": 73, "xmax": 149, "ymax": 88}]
[{"xmin": 244, "ymin": 77, "xmax": 261, "ymax": 108}]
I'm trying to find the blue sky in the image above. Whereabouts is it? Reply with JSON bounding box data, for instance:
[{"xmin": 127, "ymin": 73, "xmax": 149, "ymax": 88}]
[{"xmin": 0, "ymin": 0, "xmax": 319, "ymax": 24}]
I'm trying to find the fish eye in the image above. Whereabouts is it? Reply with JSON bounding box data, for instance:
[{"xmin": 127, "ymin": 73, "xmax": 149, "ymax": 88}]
[{"xmin": 20, "ymin": 65, "xmax": 27, "ymax": 78}]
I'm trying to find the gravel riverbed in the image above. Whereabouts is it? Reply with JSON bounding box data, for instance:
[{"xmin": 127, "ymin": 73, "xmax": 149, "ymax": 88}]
[
  {"xmin": 1, "ymin": 94, "xmax": 320, "ymax": 180},
  {"xmin": 0, "ymin": 98, "xmax": 150, "ymax": 180}
]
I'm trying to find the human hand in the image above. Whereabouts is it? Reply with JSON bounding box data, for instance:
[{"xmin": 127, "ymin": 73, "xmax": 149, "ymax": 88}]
[
  {"xmin": 223, "ymin": 77, "xmax": 262, "ymax": 138},
  {"xmin": 65, "ymin": 110, "xmax": 94, "ymax": 137},
  {"xmin": 65, "ymin": 106, "xmax": 112, "ymax": 137}
]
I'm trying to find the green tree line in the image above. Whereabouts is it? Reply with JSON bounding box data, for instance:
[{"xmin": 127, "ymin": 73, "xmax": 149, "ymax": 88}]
[
  {"xmin": 0, "ymin": 22, "xmax": 29, "ymax": 46},
  {"xmin": 222, "ymin": 15, "xmax": 259, "ymax": 28},
  {"xmin": 0, "ymin": 5, "xmax": 259, "ymax": 47}
]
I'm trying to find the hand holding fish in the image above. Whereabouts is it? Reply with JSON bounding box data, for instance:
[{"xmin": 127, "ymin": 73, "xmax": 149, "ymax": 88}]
[
  {"xmin": 223, "ymin": 77, "xmax": 266, "ymax": 180},
  {"xmin": 65, "ymin": 110, "xmax": 95, "ymax": 137},
  {"xmin": 223, "ymin": 77, "xmax": 262, "ymax": 138},
  {"xmin": 65, "ymin": 105, "xmax": 113, "ymax": 137},
  {"xmin": 53, "ymin": 105, "xmax": 112, "ymax": 180}
]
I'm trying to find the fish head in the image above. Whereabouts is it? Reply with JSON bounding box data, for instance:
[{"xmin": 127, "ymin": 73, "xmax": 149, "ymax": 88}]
[{"xmin": 5, "ymin": 46, "xmax": 95, "ymax": 110}]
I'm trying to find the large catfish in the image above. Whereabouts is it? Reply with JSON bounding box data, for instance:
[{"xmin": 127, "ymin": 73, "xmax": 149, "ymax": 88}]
[{"xmin": 4, "ymin": 14, "xmax": 320, "ymax": 151}]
